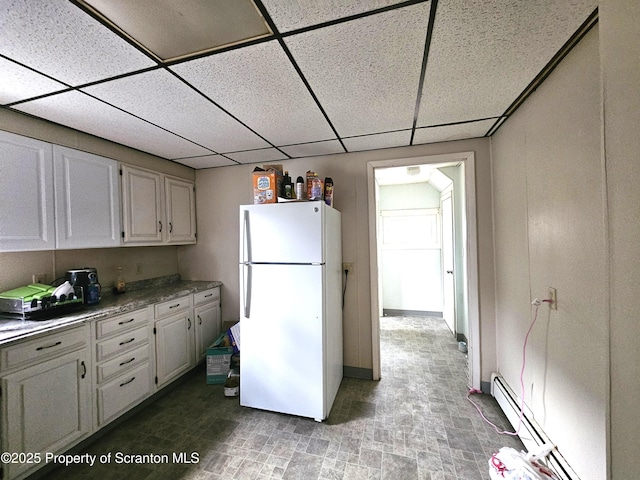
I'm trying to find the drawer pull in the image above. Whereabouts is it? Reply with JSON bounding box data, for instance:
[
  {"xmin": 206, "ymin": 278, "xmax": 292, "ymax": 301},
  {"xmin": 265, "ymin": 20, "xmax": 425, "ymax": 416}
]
[
  {"xmin": 119, "ymin": 377, "xmax": 135, "ymax": 387},
  {"xmin": 81, "ymin": 361, "xmax": 86, "ymax": 379},
  {"xmin": 36, "ymin": 341, "xmax": 62, "ymax": 351},
  {"xmin": 169, "ymin": 303, "xmax": 181, "ymax": 309},
  {"xmin": 204, "ymin": 293, "xmax": 213, "ymax": 298},
  {"xmin": 188, "ymin": 318, "xmax": 191, "ymax": 330},
  {"xmin": 118, "ymin": 318, "xmax": 135, "ymax": 325},
  {"xmin": 119, "ymin": 357, "xmax": 135, "ymax": 366},
  {"xmin": 119, "ymin": 338, "xmax": 135, "ymax": 346}
]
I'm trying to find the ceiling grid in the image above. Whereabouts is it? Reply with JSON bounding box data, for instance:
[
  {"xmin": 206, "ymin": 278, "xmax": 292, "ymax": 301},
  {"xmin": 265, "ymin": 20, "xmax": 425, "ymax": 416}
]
[{"xmin": 0, "ymin": 0, "xmax": 598, "ymax": 168}]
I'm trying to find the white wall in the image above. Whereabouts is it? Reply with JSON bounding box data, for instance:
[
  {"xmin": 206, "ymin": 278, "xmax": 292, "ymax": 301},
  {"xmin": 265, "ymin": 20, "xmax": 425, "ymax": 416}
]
[
  {"xmin": 491, "ymin": 27, "xmax": 606, "ymax": 480},
  {"xmin": 379, "ymin": 182, "xmax": 442, "ymax": 313},
  {"xmin": 179, "ymin": 138, "xmax": 495, "ymax": 376},
  {"xmin": 599, "ymin": 1, "xmax": 640, "ymax": 478}
]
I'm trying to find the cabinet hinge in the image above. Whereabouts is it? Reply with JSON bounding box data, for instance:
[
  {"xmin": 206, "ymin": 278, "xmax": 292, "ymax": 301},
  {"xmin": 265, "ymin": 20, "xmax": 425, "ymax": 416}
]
[
  {"xmin": 155, "ymin": 376, "xmax": 158, "ymax": 384},
  {"xmin": 121, "ymin": 231, "xmax": 125, "ymax": 239},
  {"xmin": 119, "ymin": 168, "xmax": 123, "ymax": 175},
  {"xmin": 153, "ymin": 327, "xmax": 156, "ymax": 334}
]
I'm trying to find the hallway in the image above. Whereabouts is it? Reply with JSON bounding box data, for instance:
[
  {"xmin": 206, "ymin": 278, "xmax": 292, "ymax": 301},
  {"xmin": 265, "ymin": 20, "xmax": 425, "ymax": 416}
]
[{"xmin": 48, "ymin": 316, "xmax": 522, "ymax": 479}]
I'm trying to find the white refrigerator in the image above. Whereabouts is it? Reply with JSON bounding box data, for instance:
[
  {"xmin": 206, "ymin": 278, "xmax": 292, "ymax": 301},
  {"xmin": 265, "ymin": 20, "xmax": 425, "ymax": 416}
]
[{"xmin": 239, "ymin": 201, "xmax": 343, "ymax": 421}]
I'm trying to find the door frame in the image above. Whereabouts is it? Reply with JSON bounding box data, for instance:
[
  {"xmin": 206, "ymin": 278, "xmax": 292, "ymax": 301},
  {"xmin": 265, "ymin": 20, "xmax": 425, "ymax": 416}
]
[{"xmin": 367, "ymin": 151, "xmax": 480, "ymax": 389}]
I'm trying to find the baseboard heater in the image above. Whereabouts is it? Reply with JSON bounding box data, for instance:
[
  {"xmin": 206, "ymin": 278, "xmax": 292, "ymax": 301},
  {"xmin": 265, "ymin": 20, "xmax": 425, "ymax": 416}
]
[{"xmin": 491, "ymin": 373, "xmax": 580, "ymax": 480}]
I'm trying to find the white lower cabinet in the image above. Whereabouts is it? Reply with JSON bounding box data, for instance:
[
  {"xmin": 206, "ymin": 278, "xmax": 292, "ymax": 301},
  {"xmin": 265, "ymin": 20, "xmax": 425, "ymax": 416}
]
[
  {"xmin": 0, "ymin": 326, "xmax": 91, "ymax": 480},
  {"xmin": 93, "ymin": 308, "xmax": 153, "ymax": 429},
  {"xmin": 154, "ymin": 296, "xmax": 194, "ymax": 389},
  {"xmin": 193, "ymin": 287, "xmax": 221, "ymax": 363}
]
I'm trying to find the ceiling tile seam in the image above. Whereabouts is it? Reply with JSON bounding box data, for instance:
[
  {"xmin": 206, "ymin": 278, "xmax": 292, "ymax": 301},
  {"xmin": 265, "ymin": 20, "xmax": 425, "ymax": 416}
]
[
  {"xmin": 410, "ymin": 0, "xmax": 438, "ymax": 147},
  {"xmin": 418, "ymin": 116, "xmax": 501, "ymax": 130},
  {"xmin": 165, "ymin": 68, "xmax": 292, "ymax": 160},
  {"xmin": 76, "ymin": 89, "xmax": 220, "ymax": 156},
  {"xmin": 252, "ymin": 0, "xmax": 347, "ymax": 154},
  {"xmin": 0, "ymin": 53, "xmax": 74, "ymax": 91},
  {"xmin": 70, "ymin": 0, "xmax": 162, "ymax": 66},
  {"xmin": 277, "ymin": 0, "xmax": 431, "ymax": 39},
  {"xmin": 485, "ymin": 7, "xmax": 599, "ymax": 138}
]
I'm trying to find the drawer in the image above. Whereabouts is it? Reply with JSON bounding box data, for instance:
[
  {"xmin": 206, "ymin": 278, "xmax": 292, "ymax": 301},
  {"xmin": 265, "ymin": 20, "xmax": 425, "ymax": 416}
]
[
  {"xmin": 97, "ymin": 362, "xmax": 152, "ymax": 426},
  {"xmin": 96, "ymin": 326, "xmax": 148, "ymax": 362},
  {"xmin": 193, "ymin": 287, "xmax": 219, "ymax": 306},
  {"xmin": 96, "ymin": 344, "xmax": 150, "ymax": 384},
  {"xmin": 154, "ymin": 296, "xmax": 190, "ymax": 318},
  {"xmin": 96, "ymin": 308, "xmax": 149, "ymax": 339},
  {"xmin": 1, "ymin": 326, "xmax": 86, "ymax": 372}
]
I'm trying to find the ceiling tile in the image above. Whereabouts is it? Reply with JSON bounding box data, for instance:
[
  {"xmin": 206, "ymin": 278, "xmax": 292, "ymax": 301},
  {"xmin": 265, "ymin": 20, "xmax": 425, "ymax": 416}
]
[
  {"xmin": 83, "ymin": 69, "xmax": 270, "ymax": 153},
  {"xmin": 417, "ymin": 0, "xmax": 598, "ymax": 126},
  {"xmin": 173, "ymin": 155, "xmax": 237, "ymax": 169},
  {"xmin": 284, "ymin": 2, "xmax": 431, "ymax": 137},
  {"xmin": 171, "ymin": 40, "xmax": 335, "ymax": 146},
  {"xmin": 0, "ymin": 0, "xmax": 155, "ymax": 86},
  {"xmin": 413, "ymin": 119, "xmax": 496, "ymax": 145},
  {"xmin": 262, "ymin": 0, "xmax": 409, "ymax": 33},
  {"xmin": 0, "ymin": 58, "xmax": 68, "ymax": 105},
  {"xmin": 82, "ymin": 0, "xmax": 270, "ymax": 61},
  {"xmin": 13, "ymin": 91, "xmax": 211, "ymax": 159},
  {"xmin": 343, "ymin": 131, "xmax": 412, "ymax": 152},
  {"xmin": 226, "ymin": 148, "xmax": 289, "ymax": 165},
  {"xmin": 280, "ymin": 140, "xmax": 344, "ymax": 158}
]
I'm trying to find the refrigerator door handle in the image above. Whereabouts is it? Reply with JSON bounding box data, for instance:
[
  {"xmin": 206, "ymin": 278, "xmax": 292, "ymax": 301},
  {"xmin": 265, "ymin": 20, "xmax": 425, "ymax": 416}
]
[
  {"xmin": 243, "ymin": 264, "xmax": 252, "ymax": 318},
  {"xmin": 242, "ymin": 209, "xmax": 252, "ymax": 263}
]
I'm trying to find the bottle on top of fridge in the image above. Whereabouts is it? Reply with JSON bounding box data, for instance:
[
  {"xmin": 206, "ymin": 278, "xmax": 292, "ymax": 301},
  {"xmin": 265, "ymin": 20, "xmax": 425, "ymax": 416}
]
[
  {"xmin": 296, "ymin": 176, "xmax": 304, "ymax": 200},
  {"xmin": 283, "ymin": 171, "xmax": 292, "ymax": 199},
  {"xmin": 324, "ymin": 177, "xmax": 334, "ymax": 206}
]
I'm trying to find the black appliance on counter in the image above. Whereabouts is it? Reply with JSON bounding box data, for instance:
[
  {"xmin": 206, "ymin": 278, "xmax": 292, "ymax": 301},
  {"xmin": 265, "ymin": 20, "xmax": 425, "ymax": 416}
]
[{"xmin": 66, "ymin": 268, "xmax": 101, "ymax": 305}]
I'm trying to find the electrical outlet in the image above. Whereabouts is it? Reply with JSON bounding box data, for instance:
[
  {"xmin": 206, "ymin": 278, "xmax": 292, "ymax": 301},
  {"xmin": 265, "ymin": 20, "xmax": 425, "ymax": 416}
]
[
  {"xmin": 342, "ymin": 262, "xmax": 354, "ymax": 274},
  {"xmin": 548, "ymin": 287, "xmax": 557, "ymax": 310},
  {"xmin": 32, "ymin": 273, "xmax": 46, "ymax": 284}
]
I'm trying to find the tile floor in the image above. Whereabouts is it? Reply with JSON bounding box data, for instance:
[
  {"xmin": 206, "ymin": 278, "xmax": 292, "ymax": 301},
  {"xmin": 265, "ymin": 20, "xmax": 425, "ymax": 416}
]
[{"xmin": 47, "ymin": 316, "xmax": 523, "ymax": 479}]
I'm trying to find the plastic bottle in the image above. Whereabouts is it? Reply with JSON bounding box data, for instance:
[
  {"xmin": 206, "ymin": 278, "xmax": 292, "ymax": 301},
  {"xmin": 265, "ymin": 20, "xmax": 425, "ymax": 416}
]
[
  {"xmin": 296, "ymin": 176, "xmax": 304, "ymax": 200},
  {"xmin": 283, "ymin": 171, "xmax": 292, "ymax": 199},
  {"xmin": 114, "ymin": 266, "xmax": 126, "ymax": 294},
  {"xmin": 324, "ymin": 177, "xmax": 334, "ymax": 206}
]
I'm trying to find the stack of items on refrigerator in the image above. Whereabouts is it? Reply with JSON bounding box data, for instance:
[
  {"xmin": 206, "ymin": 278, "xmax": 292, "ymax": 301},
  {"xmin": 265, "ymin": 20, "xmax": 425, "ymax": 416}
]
[{"xmin": 252, "ymin": 164, "xmax": 334, "ymax": 206}]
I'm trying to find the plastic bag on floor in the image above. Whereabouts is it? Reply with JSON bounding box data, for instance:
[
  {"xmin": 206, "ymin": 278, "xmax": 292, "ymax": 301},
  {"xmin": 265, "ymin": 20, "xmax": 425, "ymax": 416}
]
[{"xmin": 489, "ymin": 444, "xmax": 560, "ymax": 480}]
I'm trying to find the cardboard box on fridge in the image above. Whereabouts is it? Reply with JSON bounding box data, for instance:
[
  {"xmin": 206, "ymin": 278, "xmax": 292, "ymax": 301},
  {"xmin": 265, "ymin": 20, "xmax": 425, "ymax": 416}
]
[{"xmin": 252, "ymin": 168, "xmax": 283, "ymax": 204}]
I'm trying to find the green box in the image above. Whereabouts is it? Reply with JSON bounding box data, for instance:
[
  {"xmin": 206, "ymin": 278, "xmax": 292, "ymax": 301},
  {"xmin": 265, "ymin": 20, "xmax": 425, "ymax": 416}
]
[{"xmin": 206, "ymin": 332, "xmax": 233, "ymax": 384}]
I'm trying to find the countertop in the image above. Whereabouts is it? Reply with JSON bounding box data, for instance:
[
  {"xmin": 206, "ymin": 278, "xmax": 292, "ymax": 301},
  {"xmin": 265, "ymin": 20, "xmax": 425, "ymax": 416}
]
[{"xmin": 0, "ymin": 275, "xmax": 222, "ymax": 346}]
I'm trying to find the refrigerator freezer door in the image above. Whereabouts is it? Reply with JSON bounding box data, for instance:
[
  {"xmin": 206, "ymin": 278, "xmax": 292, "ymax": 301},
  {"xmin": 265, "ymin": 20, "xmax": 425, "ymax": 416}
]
[
  {"xmin": 240, "ymin": 202, "xmax": 324, "ymax": 264},
  {"xmin": 240, "ymin": 263, "xmax": 326, "ymax": 420}
]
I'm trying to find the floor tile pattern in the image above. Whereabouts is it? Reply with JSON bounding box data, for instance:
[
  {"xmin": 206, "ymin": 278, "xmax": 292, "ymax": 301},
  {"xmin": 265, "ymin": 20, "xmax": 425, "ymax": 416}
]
[{"xmin": 47, "ymin": 316, "xmax": 523, "ymax": 479}]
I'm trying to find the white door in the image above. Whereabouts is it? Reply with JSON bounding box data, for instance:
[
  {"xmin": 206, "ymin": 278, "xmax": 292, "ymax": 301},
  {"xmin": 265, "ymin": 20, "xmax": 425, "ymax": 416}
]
[
  {"xmin": 194, "ymin": 301, "xmax": 220, "ymax": 362},
  {"xmin": 441, "ymin": 190, "xmax": 456, "ymax": 335},
  {"xmin": 155, "ymin": 312, "xmax": 193, "ymax": 388},
  {"xmin": 241, "ymin": 202, "xmax": 324, "ymax": 264},
  {"xmin": 240, "ymin": 263, "xmax": 324, "ymax": 419},
  {"xmin": 53, "ymin": 146, "xmax": 121, "ymax": 249}
]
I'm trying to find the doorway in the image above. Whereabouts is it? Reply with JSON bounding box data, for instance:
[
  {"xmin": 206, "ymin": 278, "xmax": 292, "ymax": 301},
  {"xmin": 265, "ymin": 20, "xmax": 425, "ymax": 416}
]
[{"xmin": 367, "ymin": 152, "xmax": 480, "ymax": 389}]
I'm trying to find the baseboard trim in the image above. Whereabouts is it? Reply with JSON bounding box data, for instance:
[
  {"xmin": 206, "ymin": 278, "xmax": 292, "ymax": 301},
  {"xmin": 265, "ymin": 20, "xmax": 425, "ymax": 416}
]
[
  {"xmin": 383, "ymin": 309, "xmax": 443, "ymax": 318},
  {"xmin": 343, "ymin": 366, "xmax": 374, "ymax": 380}
]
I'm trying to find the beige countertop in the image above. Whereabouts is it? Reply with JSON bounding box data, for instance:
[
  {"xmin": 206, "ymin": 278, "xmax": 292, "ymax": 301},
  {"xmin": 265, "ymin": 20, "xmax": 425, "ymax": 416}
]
[{"xmin": 0, "ymin": 275, "xmax": 222, "ymax": 346}]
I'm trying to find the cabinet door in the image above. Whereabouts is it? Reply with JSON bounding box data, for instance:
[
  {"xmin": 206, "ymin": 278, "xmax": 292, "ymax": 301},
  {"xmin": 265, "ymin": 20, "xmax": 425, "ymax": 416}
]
[
  {"xmin": 0, "ymin": 131, "xmax": 55, "ymax": 251},
  {"xmin": 121, "ymin": 164, "xmax": 163, "ymax": 244},
  {"xmin": 194, "ymin": 301, "xmax": 220, "ymax": 363},
  {"xmin": 2, "ymin": 349, "xmax": 91, "ymax": 479},
  {"xmin": 154, "ymin": 312, "xmax": 193, "ymax": 388},
  {"xmin": 165, "ymin": 175, "xmax": 196, "ymax": 244},
  {"xmin": 53, "ymin": 146, "xmax": 121, "ymax": 249}
]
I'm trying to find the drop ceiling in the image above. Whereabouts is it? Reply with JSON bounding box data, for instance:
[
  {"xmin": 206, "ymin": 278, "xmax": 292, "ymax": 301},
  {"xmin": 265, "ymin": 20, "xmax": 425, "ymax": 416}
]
[{"xmin": 0, "ymin": 0, "xmax": 597, "ymax": 169}]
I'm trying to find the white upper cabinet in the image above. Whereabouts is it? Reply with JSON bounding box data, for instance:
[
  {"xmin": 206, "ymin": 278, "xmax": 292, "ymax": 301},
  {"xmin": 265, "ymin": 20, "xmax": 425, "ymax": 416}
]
[
  {"xmin": 121, "ymin": 164, "xmax": 163, "ymax": 244},
  {"xmin": 165, "ymin": 175, "xmax": 196, "ymax": 244},
  {"xmin": 53, "ymin": 146, "xmax": 121, "ymax": 249},
  {"xmin": 0, "ymin": 131, "xmax": 55, "ymax": 251},
  {"xmin": 121, "ymin": 164, "xmax": 196, "ymax": 246}
]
